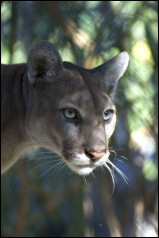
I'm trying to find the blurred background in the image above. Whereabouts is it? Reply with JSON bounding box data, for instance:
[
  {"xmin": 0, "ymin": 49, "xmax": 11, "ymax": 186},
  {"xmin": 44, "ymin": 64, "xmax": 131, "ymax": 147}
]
[{"xmin": 1, "ymin": 1, "xmax": 158, "ymax": 237}]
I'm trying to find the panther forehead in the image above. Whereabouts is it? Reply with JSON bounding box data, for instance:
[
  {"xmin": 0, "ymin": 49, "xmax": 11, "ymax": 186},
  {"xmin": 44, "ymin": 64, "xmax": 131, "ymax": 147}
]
[{"xmin": 57, "ymin": 65, "xmax": 113, "ymax": 112}]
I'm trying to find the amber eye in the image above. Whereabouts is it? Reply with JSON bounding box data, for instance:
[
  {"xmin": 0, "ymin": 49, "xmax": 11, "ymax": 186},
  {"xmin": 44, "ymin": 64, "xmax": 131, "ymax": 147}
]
[
  {"xmin": 64, "ymin": 108, "xmax": 77, "ymax": 119},
  {"xmin": 103, "ymin": 109, "xmax": 113, "ymax": 121}
]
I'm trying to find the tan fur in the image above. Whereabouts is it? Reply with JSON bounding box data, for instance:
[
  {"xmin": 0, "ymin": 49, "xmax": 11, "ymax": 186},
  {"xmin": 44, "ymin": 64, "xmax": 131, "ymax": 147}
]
[{"xmin": 1, "ymin": 41, "xmax": 129, "ymax": 175}]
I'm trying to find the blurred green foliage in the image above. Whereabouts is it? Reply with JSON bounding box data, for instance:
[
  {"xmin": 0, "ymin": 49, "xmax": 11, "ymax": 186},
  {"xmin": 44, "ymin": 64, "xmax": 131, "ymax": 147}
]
[{"xmin": 1, "ymin": 1, "xmax": 158, "ymax": 237}]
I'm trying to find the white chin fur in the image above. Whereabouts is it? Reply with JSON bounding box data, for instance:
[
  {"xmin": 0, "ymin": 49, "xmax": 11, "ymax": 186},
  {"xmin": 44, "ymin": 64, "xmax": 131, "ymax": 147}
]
[
  {"xmin": 68, "ymin": 164, "xmax": 94, "ymax": 175},
  {"xmin": 67, "ymin": 152, "xmax": 110, "ymax": 176}
]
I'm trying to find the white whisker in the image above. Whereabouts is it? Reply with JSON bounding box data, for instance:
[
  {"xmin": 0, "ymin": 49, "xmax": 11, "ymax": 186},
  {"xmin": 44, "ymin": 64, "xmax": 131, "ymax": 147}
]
[
  {"xmin": 116, "ymin": 159, "xmax": 124, "ymax": 163},
  {"xmin": 91, "ymin": 171, "xmax": 95, "ymax": 178},
  {"xmin": 83, "ymin": 175, "xmax": 88, "ymax": 184},
  {"xmin": 37, "ymin": 155, "xmax": 60, "ymax": 159},
  {"xmin": 54, "ymin": 161, "xmax": 68, "ymax": 176},
  {"xmin": 23, "ymin": 155, "xmax": 61, "ymax": 163},
  {"xmin": 30, "ymin": 160, "xmax": 54, "ymax": 173},
  {"xmin": 39, "ymin": 160, "xmax": 64, "ymax": 177},
  {"xmin": 104, "ymin": 163, "xmax": 116, "ymax": 193},
  {"xmin": 110, "ymin": 149, "xmax": 117, "ymax": 158},
  {"xmin": 119, "ymin": 155, "xmax": 128, "ymax": 161},
  {"xmin": 36, "ymin": 151, "xmax": 55, "ymax": 154},
  {"xmin": 107, "ymin": 159, "xmax": 129, "ymax": 185}
]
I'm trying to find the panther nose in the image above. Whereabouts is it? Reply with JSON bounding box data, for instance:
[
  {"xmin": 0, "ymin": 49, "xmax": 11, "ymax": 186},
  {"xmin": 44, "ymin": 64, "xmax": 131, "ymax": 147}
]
[{"xmin": 85, "ymin": 149, "xmax": 106, "ymax": 161}]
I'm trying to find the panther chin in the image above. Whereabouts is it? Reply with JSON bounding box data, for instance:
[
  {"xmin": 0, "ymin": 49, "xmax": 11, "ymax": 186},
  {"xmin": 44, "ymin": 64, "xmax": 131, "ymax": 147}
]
[
  {"xmin": 66, "ymin": 152, "xmax": 110, "ymax": 176},
  {"xmin": 68, "ymin": 163, "xmax": 95, "ymax": 175}
]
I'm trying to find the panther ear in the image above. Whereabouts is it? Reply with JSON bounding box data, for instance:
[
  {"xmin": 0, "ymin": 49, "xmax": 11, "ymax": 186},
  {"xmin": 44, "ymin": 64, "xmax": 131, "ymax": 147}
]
[
  {"xmin": 91, "ymin": 52, "xmax": 129, "ymax": 94},
  {"xmin": 27, "ymin": 41, "xmax": 63, "ymax": 86}
]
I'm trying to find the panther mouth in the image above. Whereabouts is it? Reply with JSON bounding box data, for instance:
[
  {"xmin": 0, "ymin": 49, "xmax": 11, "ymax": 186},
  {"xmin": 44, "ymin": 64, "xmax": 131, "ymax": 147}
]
[
  {"xmin": 65, "ymin": 152, "xmax": 128, "ymax": 191},
  {"xmin": 67, "ymin": 163, "xmax": 95, "ymax": 175},
  {"xmin": 66, "ymin": 152, "xmax": 110, "ymax": 175}
]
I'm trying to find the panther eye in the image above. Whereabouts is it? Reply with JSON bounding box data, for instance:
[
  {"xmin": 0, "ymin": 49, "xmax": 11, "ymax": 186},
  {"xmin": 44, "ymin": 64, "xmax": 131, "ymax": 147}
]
[
  {"xmin": 103, "ymin": 109, "xmax": 113, "ymax": 121},
  {"xmin": 64, "ymin": 108, "xmax": 77, "ymax": 119}
]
